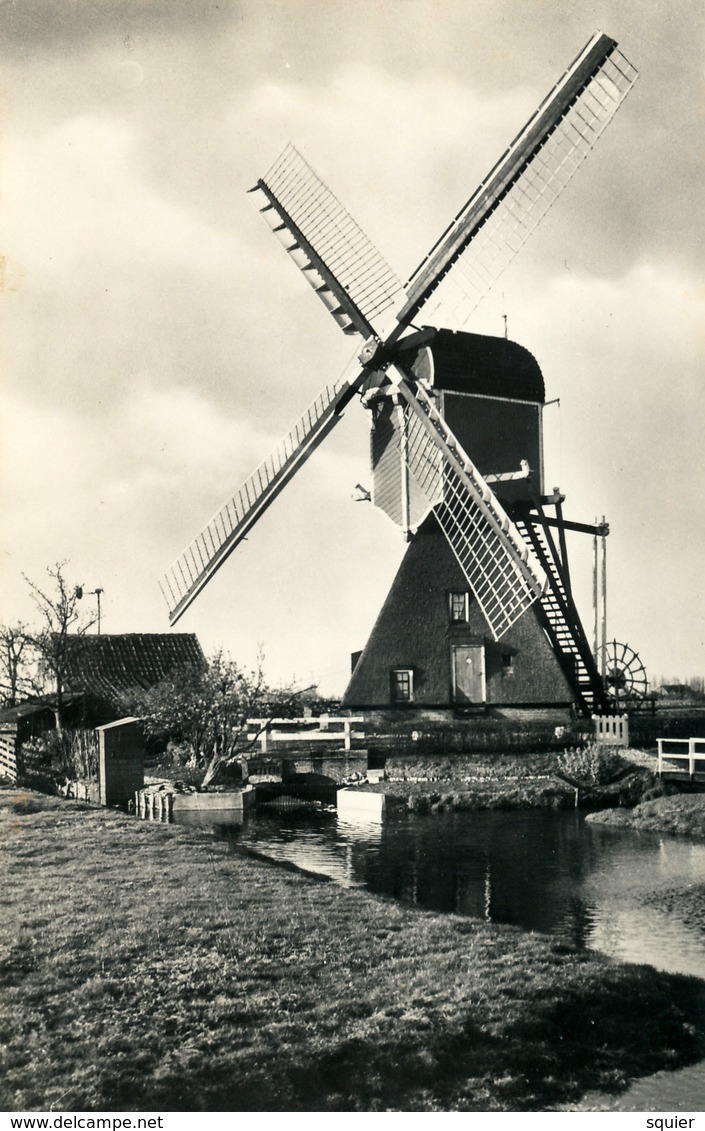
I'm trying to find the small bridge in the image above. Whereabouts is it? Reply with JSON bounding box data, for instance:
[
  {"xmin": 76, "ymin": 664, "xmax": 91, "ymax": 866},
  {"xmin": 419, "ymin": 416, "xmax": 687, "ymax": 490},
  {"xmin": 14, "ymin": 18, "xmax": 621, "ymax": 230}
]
[{"xmin": 657, "ymin": 738, "xmax": 705, "ymax": 782}]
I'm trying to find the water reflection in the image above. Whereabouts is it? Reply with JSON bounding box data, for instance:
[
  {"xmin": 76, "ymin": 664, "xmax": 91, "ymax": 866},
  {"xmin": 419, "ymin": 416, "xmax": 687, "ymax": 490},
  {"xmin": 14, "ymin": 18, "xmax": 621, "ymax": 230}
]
[{"xmin": 177, "ymin": 806, "xmax": 705, "ymax": 976}]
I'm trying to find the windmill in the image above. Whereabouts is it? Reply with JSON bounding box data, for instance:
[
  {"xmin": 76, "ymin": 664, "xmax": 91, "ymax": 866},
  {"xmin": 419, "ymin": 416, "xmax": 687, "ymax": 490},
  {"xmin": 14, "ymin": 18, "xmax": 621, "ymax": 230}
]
[{"xmin": 159, "ymin": 32, "xmax": 638, "ymax": 716}]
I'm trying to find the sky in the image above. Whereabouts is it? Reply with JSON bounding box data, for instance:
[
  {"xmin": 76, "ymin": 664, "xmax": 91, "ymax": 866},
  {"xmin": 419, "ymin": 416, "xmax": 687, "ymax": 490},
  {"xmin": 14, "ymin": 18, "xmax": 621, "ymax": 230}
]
[{"xmin": 0, "ymin": 0, "xmax": 703, "ymax": 695}]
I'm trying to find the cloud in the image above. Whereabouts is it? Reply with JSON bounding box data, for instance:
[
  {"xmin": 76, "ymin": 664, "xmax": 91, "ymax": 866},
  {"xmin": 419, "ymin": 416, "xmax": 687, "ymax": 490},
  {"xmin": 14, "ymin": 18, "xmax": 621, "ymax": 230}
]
[
  {"xmin": 497, "ymin": 256, "xmax": 705, "ymax": 679},
  {"xmin": 4, "ymin": 113, "xmax": 242, "ymax": 280},
  {"xmin": 0, "ymin": 0, "xmax": 234, "ymax": 56},
  {"xmin": 1, "ymin": 107, "xmax": 316, "ymax": 425}
]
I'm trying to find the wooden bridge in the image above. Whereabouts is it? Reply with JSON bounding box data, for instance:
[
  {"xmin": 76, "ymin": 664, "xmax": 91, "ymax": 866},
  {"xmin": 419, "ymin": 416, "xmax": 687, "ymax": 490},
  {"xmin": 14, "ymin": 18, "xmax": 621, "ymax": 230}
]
[
  {"xmin": 657, "ymin": 738, "xmax": 705, "ymax": 782},
  {"xmin": 246, "ymin": 716, "xmax": 365, "ymax": 753}
]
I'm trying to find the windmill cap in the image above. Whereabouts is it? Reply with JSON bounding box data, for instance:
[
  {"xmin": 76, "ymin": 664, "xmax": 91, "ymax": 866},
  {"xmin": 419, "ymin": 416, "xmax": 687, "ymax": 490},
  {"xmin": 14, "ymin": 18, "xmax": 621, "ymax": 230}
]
[{"xmin": 422, "ymin": 329, "xmax": 545, "ymax": 403}]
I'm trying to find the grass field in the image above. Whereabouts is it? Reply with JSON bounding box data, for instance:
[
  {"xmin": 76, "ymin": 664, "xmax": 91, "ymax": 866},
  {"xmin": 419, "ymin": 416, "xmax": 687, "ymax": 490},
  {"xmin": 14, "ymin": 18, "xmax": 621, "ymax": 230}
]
[
  {"xmin": 588, "ymin": 793, "xmax": 705, "ymax": 837},
  {"xmin": 2, "ymin": 786, "xmax": 705, "ymax": 1112}
]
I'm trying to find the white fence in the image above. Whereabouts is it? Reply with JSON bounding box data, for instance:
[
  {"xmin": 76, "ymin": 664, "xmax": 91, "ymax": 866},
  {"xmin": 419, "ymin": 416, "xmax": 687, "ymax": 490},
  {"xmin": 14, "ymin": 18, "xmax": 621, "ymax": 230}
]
[
  {"xmin": 593, "ymin": 714, "xmax": 629, "ymax": 747},
  {"xmin": 0, "ymin": 723, "xmax": 18, "ymax": 782},
  {"xmin": 657, "ymin": 737, "xmax": 705, "ymax": 778},
  {"xmin": 247, "ymin": 716, "xmax": 365, "ymax": 754}
]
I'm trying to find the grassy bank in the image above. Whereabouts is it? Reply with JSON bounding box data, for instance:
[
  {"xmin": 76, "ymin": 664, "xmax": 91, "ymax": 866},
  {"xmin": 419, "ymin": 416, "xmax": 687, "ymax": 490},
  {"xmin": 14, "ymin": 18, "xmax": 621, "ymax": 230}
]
[
  {"xmin": 359, "ymin": 750, "xmax": 657, "ymax": 813},
  {"xmin": 2, "ymin": 786, "xmax": 705, "ymax": 1112},
  {"xmin": 588, "ymin": 793, "xmax": 705, "ymax": 838}
]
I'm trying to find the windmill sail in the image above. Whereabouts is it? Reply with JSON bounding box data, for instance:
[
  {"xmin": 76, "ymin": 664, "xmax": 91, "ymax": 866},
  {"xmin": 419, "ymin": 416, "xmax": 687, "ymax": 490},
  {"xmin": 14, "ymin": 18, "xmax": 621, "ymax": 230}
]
[
  {"xmin": 250, "ymin": 144, "xmax": 404, "ymax": 338},
  {"xmin": 390, "ymin": 373, "xmax": 547, "ymax": 639},
  {"xmin": 160, "ymin": 366, "xmax": 363, "ymax": 624},
  {"xmin": 160, "ymin": 32, "xmax": 636, "ymax": 638},
  {"xmin": 397, "ymin": 33, "xmax": 638, "ymax": 331}
]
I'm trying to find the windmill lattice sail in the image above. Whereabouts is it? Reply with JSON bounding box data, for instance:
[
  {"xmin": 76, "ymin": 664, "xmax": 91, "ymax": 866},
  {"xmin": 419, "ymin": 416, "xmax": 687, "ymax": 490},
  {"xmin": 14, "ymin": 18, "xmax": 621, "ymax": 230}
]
[
  {"xmin": 392, "ymin": 374, "xmax": 547, "ymax": 639},
  {"xmin": 400, "ymin": 34, "xmax": 638, "ymax": 330},
  {"xmin": 160, "ymin": 368, "xmax": 361, "ymax": 624},
  {"xmin": 160, "ymin": 31, "xmax": 636, "ymax": 643},
  {"xmin": 251, "ymin": 144, "xmax": 404, "ymax": 338}
]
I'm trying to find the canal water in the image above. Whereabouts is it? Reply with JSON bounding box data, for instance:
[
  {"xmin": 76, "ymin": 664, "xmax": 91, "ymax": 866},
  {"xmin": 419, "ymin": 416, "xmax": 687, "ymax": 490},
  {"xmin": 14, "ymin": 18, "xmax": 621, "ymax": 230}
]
[{"xmin": 176, "ymin": 804, "xmax": 705, "ymax": 1109}]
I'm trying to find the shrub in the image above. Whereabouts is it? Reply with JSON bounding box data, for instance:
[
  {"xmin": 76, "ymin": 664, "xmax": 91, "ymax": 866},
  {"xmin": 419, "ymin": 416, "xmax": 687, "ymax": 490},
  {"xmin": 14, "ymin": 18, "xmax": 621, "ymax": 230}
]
[
  {"xmin": 557, "ymin": 744, "xmax": 628, "ymax": 786},
  {"xmin": 18, "ymin": 728, "xmax": 98, "ymax": 787},
  {"xmin": 122, "ymin": 651, "xmax": 301, "ymax": 790}
]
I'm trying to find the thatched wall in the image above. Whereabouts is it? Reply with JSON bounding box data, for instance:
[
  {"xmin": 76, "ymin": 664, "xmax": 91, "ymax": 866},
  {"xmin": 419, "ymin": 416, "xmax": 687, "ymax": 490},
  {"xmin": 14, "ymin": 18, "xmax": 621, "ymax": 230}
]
[{"xmin": 343, "ymin": 517, "xmax": 573, "ymax": 709}]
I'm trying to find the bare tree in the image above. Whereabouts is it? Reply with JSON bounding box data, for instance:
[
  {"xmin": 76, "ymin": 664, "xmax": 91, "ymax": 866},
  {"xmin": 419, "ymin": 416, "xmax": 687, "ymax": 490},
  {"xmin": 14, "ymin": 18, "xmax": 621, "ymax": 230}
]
[
  {"xmin": 24, "ymin": 562, "xmax": 96, "ymax": 735},
  {"xmin": 0, "ymin": 623, "xmax": 34, "ymax": 707}
]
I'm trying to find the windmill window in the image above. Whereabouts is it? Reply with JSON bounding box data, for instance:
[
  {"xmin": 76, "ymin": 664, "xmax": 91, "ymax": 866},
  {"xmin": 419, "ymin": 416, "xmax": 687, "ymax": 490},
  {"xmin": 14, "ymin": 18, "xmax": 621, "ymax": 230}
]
[
  {"xmin": 391, "ymin": 668, "xmax": 414, "ymax": 703},
  {"xmin": 449, "ymin": 592, "xmax": 470, "ymax": 623},
  {"xmin": 502, "ymin": 653, "xmax": 514, "ymax": 676}
]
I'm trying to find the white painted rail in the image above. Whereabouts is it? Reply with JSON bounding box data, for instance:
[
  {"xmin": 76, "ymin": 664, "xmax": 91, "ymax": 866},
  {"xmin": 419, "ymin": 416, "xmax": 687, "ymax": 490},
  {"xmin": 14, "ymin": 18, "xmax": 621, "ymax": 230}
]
[
  {"xmin": 657, "ymin": 737, "xmax": 705, "ymax": 777},
  {"xmin": 247, "ymin": 716, "xmax": 365, "ymax": 754}
]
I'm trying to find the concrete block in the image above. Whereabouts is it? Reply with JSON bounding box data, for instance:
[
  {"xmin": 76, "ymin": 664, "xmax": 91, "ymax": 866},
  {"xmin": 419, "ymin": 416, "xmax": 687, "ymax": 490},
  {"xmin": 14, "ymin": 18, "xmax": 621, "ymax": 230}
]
[
  {"xmin": 337, "ymin": 787, "xmax": 386, "ymax": 820},
  {"xmin": 172, "ymin": 787, "xmax": 256, "ymax": 813}
]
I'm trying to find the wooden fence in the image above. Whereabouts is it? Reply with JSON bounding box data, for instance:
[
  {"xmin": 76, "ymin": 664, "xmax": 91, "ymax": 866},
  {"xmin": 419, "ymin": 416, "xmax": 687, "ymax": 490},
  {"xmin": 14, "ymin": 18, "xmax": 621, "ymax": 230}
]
[
  {"xmin": 0, "ymin": 723, "xmax": 18, "ymax": 782},
  {"xmin": 593, "ymin": 714, "xmax": 629, "ymax": 747}
]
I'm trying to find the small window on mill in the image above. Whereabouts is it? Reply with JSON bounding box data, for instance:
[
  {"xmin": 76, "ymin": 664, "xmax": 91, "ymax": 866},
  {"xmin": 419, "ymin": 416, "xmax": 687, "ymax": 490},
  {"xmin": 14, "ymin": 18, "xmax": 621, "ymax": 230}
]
[
  {"xmin": 449, "ymin": 592, "xmax": 469, "ymax": 623},
  {"xmin": 391, "ymin": 668, "xmax": 413, "ymax": 702},
  {"xmin": 502, "ymin": 652, "xmax": 514, "ymax": 676}
]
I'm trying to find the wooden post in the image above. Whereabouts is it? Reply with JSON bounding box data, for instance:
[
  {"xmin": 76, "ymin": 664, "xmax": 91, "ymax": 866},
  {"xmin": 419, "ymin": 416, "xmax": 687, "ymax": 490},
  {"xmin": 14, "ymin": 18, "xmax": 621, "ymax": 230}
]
[
  {"xmin": 592, "ymin": 531, "xmax": 599, "ymax": 660},
  {"xmin": 344, "ymin": 719, "xmax": 352, "ymax": 752},
  {"xmin": 690, "ymin": 738, "xmax": 696, "ymax": 779},
  {"xmin": 600, "ymin": 526, "xmax": 607, "ymax": 680},
  {"xmin": 97, "ymin": 718, "xmax": 144, "ymax": 807},
  {"xmin": 657, "ymin": 739, "xmax": 663, "ymax": 777}
]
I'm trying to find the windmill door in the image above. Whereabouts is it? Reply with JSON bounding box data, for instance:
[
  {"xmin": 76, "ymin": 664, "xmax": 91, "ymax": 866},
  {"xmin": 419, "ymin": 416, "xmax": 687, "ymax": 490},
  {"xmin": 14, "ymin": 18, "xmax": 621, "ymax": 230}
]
[{"xmin": 452, "ymin": 645, "xmax": 486, "ymax": 704}]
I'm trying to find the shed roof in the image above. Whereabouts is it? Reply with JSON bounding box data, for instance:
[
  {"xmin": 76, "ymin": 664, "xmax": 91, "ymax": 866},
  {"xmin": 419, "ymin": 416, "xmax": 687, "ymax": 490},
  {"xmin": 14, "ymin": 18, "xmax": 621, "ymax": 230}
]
[{"xmin": 63, "ymin": 633, "xmax": 206, "ymax": 702}]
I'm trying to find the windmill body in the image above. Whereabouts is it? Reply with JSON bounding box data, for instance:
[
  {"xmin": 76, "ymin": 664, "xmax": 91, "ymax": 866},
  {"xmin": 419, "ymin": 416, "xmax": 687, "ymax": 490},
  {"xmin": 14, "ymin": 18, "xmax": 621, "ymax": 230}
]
[
  {"xmin": 344, "ymin": 328, "xmax": 573, "ymax": 709},
  {"xmin": 159, "ymin": 33, "xmax": 638, "ymax": 718},
  {"xmin": 342, "ymin": 512, "xmax": 576, "ymax": 709}
]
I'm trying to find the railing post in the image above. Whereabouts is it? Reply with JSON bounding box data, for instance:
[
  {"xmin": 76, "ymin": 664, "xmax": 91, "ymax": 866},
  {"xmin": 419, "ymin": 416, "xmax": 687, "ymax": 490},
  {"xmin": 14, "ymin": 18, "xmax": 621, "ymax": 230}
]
[
  {"xmin": 657, "ymin": 738, "xmax": 663, "ymax": 777},
  {"xmin": 690, "ymin": 738, "xmax": 696, "ymax": 778},
  {"xmin": 260, "ymin": 723, "xmax": 268, "ymax": 754},
  {"xmin": 344, "ymin": 719, "xmax": 351, "ymax": 752}
]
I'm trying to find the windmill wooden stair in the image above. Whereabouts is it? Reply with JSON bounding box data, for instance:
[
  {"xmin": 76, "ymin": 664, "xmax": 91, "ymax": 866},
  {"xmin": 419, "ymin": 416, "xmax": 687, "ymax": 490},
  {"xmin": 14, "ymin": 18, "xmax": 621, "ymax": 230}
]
[{"xmin": 512, "ymin": 508, "xmax": 610, "ymax": 714}]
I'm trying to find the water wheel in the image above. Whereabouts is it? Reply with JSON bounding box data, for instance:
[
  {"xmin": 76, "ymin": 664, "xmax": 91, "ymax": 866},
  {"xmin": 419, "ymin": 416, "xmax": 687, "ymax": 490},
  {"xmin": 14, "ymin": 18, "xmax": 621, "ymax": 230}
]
[{"xmin": 599, "ymin": 639, "xmax": 648, "ymax": 705}]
